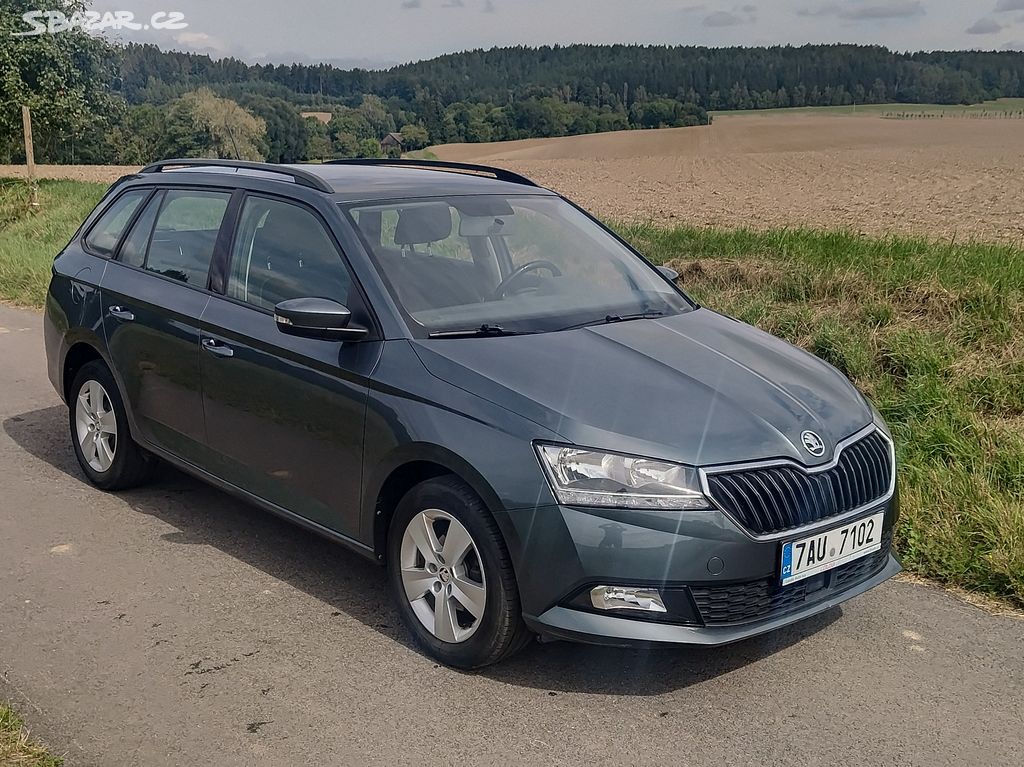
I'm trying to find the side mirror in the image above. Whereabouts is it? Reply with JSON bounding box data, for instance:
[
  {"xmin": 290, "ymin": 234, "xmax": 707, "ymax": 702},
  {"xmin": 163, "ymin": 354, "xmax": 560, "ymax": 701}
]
[
  {"xmin": 274, "ymin": 297, "xmax": 369, "ymax": 341},
  {"xmin": 656, "ymin": 265, "xmax": 679, "ymax": 282}
]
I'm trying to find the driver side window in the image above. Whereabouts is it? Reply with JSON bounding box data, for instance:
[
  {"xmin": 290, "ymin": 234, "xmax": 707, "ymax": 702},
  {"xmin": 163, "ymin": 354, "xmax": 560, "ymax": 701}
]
[{"xmin": 226, "ymin": 196, "xmax": 352, "ymax": 312}]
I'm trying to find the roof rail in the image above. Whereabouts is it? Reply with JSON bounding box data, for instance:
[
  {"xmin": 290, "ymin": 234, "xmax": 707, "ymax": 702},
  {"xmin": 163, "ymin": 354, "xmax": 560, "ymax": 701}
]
[
  {"xmin": 323, "ymin": 158, "xmax": 539, "ymax": 188},
  {"xmin": 138, "ymin": 158, "xmax": 334, "ymax": 194}
]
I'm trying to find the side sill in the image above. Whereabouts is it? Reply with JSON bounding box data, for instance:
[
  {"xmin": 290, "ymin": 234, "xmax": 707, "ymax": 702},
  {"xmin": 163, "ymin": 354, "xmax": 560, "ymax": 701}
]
[{"xmin": 142, "ymin": 442, "xmax": 379, "ymax": 563}]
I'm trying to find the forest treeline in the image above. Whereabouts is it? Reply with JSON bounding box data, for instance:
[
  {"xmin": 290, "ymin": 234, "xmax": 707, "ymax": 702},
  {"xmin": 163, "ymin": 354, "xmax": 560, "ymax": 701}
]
[
  {"xmin": 124, "ymin": 43, "xmax": 1024, "ymax": 112},
  {"xmin": 5, "ymin": 6, "xmax": 1024, "ymax": 167}
]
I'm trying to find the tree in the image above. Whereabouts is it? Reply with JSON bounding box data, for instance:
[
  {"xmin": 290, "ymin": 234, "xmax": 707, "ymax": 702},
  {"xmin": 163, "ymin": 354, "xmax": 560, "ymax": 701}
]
[
  {"xmin": 303, "ymin": 117, "xmax": 333, "ymax": 161},
  {"xmin": 399, "ymin": 123, "xmax": 430, "ymax": 150},
  {"xmin": 240, "ymin": 96, "xmax": 308, "ymax": 163},
  {"xmin": 328, "ymin": 108, "xmax": 373, "ymax": 142},
  {"xmin": 161, "ymin": 89, "xmax": 266, "ymax": 160},
  {"xmin": 306, "ymin": 134, "xmax": 332, "ymax": 161},
  {"xmin": 0, "ymin": 0, "xmax": 121, "ymax": 163},
  {"xmin": 357, "ymin": 138, "xmax": 382, "ymax": 158},
  {"xmin": 356, "ymin": 94, "xmax": 396, "ymax": 138},
  {"xmin": 106, "ymin": 104, "xmax": 165, "ymax": 164},
  {"xmin": 332, "ymin": 131, "xmax": 360, "ymax": 158}
]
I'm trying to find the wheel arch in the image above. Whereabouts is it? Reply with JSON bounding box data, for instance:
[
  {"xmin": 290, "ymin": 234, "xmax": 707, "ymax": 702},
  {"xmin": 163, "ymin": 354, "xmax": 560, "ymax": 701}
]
[
  {"xmin": 367, "ymin": 444, "xmax": 513, "ymax": 564},
  {"xmin": 61, "ymin": 340, "xmax": 142, "ymax": 440},
  {"xmin": 62, "ymin": 341, "xmax": 105, "ymax": 403}
]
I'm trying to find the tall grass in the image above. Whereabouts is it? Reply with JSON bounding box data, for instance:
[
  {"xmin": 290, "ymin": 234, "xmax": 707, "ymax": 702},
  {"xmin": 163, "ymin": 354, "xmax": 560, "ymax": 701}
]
[
  {"xmin": 1, "ymin": 179, "xmax": 1020, "ymax": 606},
  {"xmin": 620, "ymin": 223, "xmax": 1024, "ymax": 606},
  {"xmin": 0, "ymin": 179, "xmax": 107, "ymax": 305}
]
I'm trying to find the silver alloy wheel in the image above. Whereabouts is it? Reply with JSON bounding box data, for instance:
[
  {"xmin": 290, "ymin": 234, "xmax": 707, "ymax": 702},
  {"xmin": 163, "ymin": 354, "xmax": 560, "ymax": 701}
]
[
  {"xmin": 400, "ymin": 509, "xmax": 487, "ymax": 643},
  {"xmin": 74, "ymin": 379, "xmax": 118, "ymax": 473}
]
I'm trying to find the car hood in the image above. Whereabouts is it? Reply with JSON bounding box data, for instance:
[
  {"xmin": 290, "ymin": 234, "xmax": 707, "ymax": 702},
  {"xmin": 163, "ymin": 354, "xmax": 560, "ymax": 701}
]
[{"xmin": 410, "ymin": 308, "xmax": 872, "ymax": 467}]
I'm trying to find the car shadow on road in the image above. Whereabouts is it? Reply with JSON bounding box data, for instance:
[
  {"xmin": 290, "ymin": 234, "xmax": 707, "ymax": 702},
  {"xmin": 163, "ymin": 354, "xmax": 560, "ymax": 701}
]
[{"xmin": 4, "ymin": 405, "xmax": 841, "ymax": 696}]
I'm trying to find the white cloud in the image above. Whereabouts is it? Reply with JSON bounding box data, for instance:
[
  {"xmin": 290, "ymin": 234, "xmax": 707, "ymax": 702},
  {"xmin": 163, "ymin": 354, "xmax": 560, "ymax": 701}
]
[
  {"xmin": 173, "ymin": 31, "xmax": 230, "ymax": 55},
  {"xmin": 798, "ymin": 1, "xmax": 925, "ymax": 20},
  {"xmin": 966, "ymin": 17, "xmax": 1003, "ymax": 34},
  {"xmin": 703, "ymin": 5, "xmax": 757, "ymax": 27},
  {"xmin": 108, "ymin": 0, "xmax": 1023, "ymax": 68}
]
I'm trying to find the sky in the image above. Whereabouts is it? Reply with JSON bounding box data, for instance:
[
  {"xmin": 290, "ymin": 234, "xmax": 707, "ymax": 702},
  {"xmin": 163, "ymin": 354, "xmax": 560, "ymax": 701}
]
[{"xmin": 88, "ymin": 0, "xmax": 1024, "ymax": 67}]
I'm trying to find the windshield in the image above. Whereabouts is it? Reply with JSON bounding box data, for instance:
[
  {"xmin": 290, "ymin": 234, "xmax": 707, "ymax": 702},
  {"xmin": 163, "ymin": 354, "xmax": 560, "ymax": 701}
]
[{"xmin": 343, "ymin": 195, "xmax": 691, "ymax": 336}]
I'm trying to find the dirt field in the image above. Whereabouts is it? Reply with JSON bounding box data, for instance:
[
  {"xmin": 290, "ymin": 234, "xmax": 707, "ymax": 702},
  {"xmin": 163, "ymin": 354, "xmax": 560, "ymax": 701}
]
[
  {"xmin": 3, "ymin": 112, "xmax": 1023, "ymax": 242},
  {"xmin": 0, "ymin": 164, "xmax": 141, "ymax": 183},
  {"xmin": 434, "ymin": 113, "xmax": 1024, "ymax": 243}
]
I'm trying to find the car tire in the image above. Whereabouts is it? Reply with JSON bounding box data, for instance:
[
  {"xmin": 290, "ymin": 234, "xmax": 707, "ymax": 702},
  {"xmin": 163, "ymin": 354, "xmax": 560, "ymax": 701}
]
[
  {"xmin": 387, "ymin": 476, "xmax": 531, "ymax": 669},
  {"xmin": 69, "ymin": 360, "xmax": 156, "ymax": 491}
]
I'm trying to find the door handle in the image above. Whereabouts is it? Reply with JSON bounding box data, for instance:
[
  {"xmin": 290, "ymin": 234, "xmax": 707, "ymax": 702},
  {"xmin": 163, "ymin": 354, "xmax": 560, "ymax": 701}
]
[
  {"xmin": 108, "ymin": 306, "xmax": 135, "ymax": 322},
  {"xmin": 202, "ymin": 338, "xmax": 234, "ymax": 358}
]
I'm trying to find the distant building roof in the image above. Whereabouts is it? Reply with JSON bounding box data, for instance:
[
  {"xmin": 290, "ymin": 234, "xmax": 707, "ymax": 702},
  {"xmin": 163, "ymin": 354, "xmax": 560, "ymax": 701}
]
[{"xmin": 381, "ymin": 132, "xmax": 404, "ymax": 145}]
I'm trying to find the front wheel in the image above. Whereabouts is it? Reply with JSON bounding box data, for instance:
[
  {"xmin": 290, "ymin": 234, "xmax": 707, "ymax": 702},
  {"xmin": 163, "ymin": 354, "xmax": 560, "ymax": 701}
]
[{"xmin": 387, "ymin": 477, "xmax": 530, "ymax": 668}]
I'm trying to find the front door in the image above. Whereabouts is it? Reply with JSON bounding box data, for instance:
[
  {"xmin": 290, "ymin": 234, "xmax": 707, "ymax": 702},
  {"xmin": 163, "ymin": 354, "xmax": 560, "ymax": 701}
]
[
  {"xmin": 199, "ymin": 194, "xmax": 380, "ymax": 538},
  {"xmin": 102, "ymin": 188, "xmax": 232, "ymax": 465}
]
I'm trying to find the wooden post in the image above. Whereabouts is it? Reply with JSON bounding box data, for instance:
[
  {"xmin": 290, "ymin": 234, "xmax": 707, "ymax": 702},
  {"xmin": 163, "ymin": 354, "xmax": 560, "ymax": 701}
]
[{"xmin": 22, "ymin": 105, "xmax": 39, "ymax": 207}]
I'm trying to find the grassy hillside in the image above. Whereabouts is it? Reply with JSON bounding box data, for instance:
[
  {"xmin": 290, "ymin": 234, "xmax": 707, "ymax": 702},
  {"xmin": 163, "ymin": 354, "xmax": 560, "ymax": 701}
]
[{"xmin": 2, "ymin": 179, "xmax": 1021, "ymax": 606}]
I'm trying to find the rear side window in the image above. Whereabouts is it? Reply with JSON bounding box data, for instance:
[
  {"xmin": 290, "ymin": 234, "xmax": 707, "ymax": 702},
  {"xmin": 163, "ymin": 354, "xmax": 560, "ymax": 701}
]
[
  {"xmin": 84, "ymin": 190, "xmax": 148, "ymax": 256},
  {"xmin": 118, "ymin": 191, "xmax": 163, "ymax": 268},
  {"xmin": 144, "ymin": 190, "xmax": 230, "ymax": 286}
]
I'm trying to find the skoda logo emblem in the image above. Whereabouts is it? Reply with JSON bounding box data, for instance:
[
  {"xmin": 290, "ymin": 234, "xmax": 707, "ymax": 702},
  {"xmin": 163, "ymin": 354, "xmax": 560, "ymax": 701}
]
[{"xmin": 801, "ymin": 430, "xmax": 826, "ymax": 457}]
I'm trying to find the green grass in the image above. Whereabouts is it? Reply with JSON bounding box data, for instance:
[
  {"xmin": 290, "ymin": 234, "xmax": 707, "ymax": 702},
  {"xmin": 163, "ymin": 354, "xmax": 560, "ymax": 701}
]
[
  {"xmin": 0, "ymin": 705, "xmax": 62, "ymax": 766},
  {"xmin": 0, "ymin": 179, "xmax": 107, "ymax": 305},
  {"xmin": 402, "ymin": 149, "xmax": 440, "ymax": 160},
  {"xmin": 1, "ymin": 178, "xmax": 1021, "ymax": 606},
  {"xmin": 714, "ymin": 98, "xmax": 1024, "ymax": 118}
]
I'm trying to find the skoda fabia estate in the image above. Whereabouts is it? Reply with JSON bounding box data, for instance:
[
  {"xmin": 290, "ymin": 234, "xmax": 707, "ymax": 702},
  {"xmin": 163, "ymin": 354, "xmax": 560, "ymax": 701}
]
[{"xmin": 44, "ymin": 158, "xmax": 900, "ymax": 668}]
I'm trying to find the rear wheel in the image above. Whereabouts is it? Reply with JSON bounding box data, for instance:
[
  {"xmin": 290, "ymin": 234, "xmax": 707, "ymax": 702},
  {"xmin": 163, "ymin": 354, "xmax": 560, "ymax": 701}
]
[
  {"xmin": 387, "ymin": 476, "xmax": 530, "ymax": 668},
  {"xmin": 69, "ymin": 361, "xmax": 156, "ymax": 490}
]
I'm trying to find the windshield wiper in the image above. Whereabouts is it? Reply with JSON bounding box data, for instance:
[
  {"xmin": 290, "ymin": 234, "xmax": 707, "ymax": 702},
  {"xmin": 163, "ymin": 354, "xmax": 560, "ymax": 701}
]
[
  {"xmin": 558, "ymin": 310, "xmax": 664, "ymax": 332},
  {"xmin": 428, "ymin": 324, "xmax": 534, "ymax": 338}
]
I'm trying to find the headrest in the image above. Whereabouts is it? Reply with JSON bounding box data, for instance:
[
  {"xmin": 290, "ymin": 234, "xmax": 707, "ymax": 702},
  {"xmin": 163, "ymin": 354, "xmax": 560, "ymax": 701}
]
[{"xmin": 394, "ymin": 204, "xmax": 453, "ymax": 245}]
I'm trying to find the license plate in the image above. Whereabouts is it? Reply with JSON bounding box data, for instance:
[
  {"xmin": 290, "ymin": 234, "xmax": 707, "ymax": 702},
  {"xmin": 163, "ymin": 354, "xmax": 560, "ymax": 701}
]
[{"xmin": 780, "ymin": 512, "xmax": 884, "ymax": 586}]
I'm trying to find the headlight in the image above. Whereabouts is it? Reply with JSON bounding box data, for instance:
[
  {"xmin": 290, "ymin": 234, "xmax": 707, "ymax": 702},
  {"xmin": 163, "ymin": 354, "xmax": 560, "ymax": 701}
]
[{"xmin": 535, "ymin": 445, "xmax": 713, "ymax": 510}]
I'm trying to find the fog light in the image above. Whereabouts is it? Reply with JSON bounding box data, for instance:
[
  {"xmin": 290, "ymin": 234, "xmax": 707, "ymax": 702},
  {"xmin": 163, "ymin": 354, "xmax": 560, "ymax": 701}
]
[{"xmin": 590, "ymin": 586, "xmax": 667, "ymax": 613}]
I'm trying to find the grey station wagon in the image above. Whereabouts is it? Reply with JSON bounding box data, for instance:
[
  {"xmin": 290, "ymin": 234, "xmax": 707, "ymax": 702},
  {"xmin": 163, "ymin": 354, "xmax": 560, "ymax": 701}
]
[{"xmin": 44, "ymin": 158, "xmax": 900, "ymax": 668}]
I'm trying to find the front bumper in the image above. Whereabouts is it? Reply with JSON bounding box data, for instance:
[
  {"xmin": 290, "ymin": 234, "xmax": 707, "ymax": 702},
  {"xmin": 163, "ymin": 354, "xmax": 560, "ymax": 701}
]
[
  {"xmin": 526, "ymin": 554, "xmax": 900, "ymax": 647},
  {"xmin": 506, "ymin": 499, "xmax": 900, "ymax": 647}
]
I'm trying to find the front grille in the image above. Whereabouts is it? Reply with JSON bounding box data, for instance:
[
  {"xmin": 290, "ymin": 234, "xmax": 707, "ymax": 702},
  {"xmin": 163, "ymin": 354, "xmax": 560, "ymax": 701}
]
[
  {"xmin": 704, "ymin": 430, "xmax": 892, "ymax": 536},
  {"xmin": 691, "ymin": 530, "xmax": 892, "ymax": 626}
]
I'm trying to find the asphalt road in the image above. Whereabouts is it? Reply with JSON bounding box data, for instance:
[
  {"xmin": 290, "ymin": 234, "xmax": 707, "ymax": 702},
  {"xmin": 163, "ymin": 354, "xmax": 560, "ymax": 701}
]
[{"xmin": 1, "ymin": 303, "xmax": 1022, "ymax": 767}]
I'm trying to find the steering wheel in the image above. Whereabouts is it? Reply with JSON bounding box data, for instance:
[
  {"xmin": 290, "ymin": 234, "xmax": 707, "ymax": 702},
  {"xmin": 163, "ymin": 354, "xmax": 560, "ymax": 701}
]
[{"xmin": 490, "ymin": 260, "xmax": 562, "ymax": 300}]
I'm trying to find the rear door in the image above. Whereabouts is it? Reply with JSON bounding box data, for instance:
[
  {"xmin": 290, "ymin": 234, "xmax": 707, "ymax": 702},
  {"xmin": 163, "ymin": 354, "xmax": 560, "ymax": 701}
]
[
  {"xmin": 101, "ymin": 187, "xmax": 235, "ymax": 466},
  {"xmin": 199, "ymin": 193, "xmax": 381, "ymax": 538}
]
